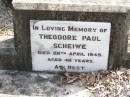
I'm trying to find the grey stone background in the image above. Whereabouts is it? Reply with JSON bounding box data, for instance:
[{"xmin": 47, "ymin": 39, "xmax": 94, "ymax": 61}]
[
  {"xmin": 0, "ymin": 0, "xmax": 130, "ymax": 97},
  {"xmin": 0, "ymin": 0, "xmax": 14, "ymax": 55},
  {"xmin": 0, "ymin": 0, "xmax": 12, "ymax": 28}
]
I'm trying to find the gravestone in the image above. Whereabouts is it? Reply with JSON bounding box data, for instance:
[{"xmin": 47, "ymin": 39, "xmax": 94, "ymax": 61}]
[{"xmin": 12, "ymin": 0, "xmax": 130, "ymax": 72}]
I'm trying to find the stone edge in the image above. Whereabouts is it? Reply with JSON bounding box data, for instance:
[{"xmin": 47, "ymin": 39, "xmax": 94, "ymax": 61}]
[{"xmin": 12, "ymin": 2, "xmax": 130, "ymax": 13}]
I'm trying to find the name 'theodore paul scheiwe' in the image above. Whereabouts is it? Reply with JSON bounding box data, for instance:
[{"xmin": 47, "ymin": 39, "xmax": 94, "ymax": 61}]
[{"xmin": 34, "ymin": 26, "xmax": 104, "ymax": 49}]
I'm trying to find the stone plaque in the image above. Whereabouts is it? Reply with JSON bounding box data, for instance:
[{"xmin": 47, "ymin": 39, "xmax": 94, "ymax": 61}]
[{"xmin": 30, "ymin": 20, "xmax": 111, "ymax": 72}]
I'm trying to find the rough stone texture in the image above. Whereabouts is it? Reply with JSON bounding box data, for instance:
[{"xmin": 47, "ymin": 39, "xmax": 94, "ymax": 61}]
[
  {"xmin": 12, "ymin": 0, "xmax": 130, "ymax": 13},
  {"xmin": 0, "ymin": 0, "xmax": 125, "ymax": 70},
  {"xmin": 0, "ymin": 70, "xmax": 94, "ymax": 97},
  {"xmin": 0, "ymin": 69, "xmax": 129, "ymax": 97},
  {"xmin": 1, "ymin": 0, "xmax": 13, "ymax": 8},
  {"xmin": 0, "ymin": 94, "xmax": 35, "ymax": 97},
  {"xmin": 0, "ymin": 0, "xmax": 12, "ymax": 28},
  {"xmin": 12, "ymin": 10, "xmax": 128, "ymax": 71},
  {"xmin": 0, "ymin": 0, "xmax": 17, "ymax": 69}
]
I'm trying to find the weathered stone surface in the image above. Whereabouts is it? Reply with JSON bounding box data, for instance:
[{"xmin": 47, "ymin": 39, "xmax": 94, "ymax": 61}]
[
  {"xmin": 0, "ymin": 0, "xmax": 12, "ymax": 28},
  {"xmin": 12, "ymin": 0, "xmax": 130, "ymax": 13},
  {"xmin": 6, "ymin": 0, "xmax": 128, "ymax": 71},
  {"xmin": 12, "ymin": 10, "xmax": 128, "ymax": 70},
  {"xmin": 0, "ymin": 69, "xmax": 129, "ymax": 97},
  {"xmin": 0, "ymin": 0, "xmax": 17, "ymax": 69},
  {"xmin": 0, "ymin": 70, "xmax": 94, "ymax": 97}
]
